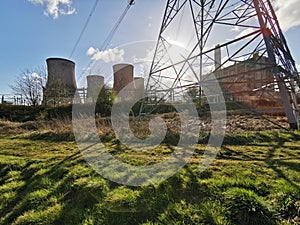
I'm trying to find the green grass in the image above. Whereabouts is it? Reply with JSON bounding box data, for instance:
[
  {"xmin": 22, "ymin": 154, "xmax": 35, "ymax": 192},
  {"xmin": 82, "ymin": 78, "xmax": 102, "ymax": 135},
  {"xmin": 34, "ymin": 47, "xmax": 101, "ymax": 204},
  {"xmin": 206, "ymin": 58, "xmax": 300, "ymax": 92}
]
[{"xmin": 0, "ymin": 126, "xmax": 299, "ymax": 224}]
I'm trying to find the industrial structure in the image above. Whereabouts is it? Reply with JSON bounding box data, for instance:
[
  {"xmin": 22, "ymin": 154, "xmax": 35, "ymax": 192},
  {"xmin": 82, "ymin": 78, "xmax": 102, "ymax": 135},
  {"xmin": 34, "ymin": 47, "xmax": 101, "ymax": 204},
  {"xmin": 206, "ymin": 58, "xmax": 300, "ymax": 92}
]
[
  {"xmin": 141, "ymin": 0, "xmax": 300, "ymax": 129},
  {"xmin": 112, "ymin": 63, "xmax": 135, "ymax": 100},
  {"xmin": 134, "ymin": 77, "xmax": 145, "ymax": 96},
  {"xmin": 0, "ymin": 94, "xmax": 24, "ymax": 105},
  {"xmin": 42, "ymin": 59, "xmax": 144, "ymax": 104},
  {"xmin": 43, "ymin": 58, "xmax": 78, "ymax": 105},
  {"xmin": 113, "ymin": 64, "xmax": 134, "ymax": 93},
  {"xmin": 82, "ymin": 64, "xmax": 144, "ymax": 103},
  {"xmin": 214, "ymin": 50, "xmax": 283, "ymax": 112},
  {"xmin": 38, "ymin": 0, "xmax": 300, "ymax": 129},
  {"xmin": 86, "ymin": 75, "xmax": 104, "ymax": 103}
]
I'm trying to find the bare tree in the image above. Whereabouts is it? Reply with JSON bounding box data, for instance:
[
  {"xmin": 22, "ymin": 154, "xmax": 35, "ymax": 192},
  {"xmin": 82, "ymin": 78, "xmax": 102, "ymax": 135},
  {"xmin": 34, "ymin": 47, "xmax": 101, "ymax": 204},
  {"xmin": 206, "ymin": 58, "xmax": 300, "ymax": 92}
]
[{"xmin": 10, "ymin": 67, "xmax": 46, "ymax": 106}]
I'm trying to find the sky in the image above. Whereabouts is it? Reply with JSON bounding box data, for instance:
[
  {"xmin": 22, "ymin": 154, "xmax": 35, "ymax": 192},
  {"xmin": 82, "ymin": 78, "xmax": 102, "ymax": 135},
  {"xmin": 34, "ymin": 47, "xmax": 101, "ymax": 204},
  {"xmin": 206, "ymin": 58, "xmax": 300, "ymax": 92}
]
[{"xmin": 1, "ymin": 0, "xmax": 300, "ymax": 95}]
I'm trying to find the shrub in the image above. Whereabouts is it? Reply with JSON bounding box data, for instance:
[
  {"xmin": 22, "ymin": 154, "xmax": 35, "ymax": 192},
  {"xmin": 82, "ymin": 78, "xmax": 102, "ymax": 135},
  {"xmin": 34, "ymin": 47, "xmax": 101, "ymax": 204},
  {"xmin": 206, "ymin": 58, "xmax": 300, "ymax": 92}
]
[{"xmin": 225, "ymin": 188, "xmax": 276, "ymax": 225}]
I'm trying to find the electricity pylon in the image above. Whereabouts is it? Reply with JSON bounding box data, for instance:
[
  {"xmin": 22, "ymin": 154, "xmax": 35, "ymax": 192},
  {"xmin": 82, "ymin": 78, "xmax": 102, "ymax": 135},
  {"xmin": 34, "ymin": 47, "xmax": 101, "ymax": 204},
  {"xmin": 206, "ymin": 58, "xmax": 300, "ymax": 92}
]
[{"xmin": 142, "ymin": 0, "xmax": 300, "ymax": 129}]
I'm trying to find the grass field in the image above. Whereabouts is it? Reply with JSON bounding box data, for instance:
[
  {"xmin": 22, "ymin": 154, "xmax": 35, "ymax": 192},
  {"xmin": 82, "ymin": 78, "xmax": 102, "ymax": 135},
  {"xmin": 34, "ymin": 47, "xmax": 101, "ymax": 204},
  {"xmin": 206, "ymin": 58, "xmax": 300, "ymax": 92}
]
[{"xmin": 0, "ymin": 118, "xmax": 299, "ymax": 225}]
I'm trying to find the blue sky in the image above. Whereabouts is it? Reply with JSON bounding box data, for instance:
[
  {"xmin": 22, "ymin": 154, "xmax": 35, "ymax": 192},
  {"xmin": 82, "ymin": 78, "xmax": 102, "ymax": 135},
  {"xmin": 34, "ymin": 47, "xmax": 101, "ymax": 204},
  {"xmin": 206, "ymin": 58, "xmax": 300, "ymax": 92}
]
[
  {"xmin": 0, "ymin": 0, "xmax": 165, "ymax": 94},
  {"xmin": 1, "ymin": 0, "xmax": 300, "ymax": 94}
]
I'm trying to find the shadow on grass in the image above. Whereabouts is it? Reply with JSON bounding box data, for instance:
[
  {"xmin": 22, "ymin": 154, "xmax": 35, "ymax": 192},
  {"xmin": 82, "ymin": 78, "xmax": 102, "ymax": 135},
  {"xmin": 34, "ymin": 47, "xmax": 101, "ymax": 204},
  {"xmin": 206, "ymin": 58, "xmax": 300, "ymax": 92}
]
[
  {"xmin": 219, "ymin": 132, "xmax": 300, "ymax": 189},
  {"xmin": 265, "ymin": 133, "xmax": 300, "ymax": 189},
  {"xmin": 0, "ymin": 153, "xmax": 106, "ymax": 225},
  {"xmin": 1, "ymin": 131, "xmax": 299, "ymax": 224}
]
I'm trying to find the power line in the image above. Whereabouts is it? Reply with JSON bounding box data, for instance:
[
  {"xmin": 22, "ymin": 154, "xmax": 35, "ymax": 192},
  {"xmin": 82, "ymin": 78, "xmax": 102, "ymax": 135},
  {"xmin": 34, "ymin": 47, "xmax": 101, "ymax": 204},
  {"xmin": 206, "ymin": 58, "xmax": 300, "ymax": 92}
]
[
  {"xmin": 100, "ymin": 1, "xmax": 134, "ymax": 51},
  {"xmin": 69, "ymin": 0, "xmax": 101, "ymax": 59},
  {"xmin": 80, "ymin": 0, "xmax": 136, "ymax": 79}
]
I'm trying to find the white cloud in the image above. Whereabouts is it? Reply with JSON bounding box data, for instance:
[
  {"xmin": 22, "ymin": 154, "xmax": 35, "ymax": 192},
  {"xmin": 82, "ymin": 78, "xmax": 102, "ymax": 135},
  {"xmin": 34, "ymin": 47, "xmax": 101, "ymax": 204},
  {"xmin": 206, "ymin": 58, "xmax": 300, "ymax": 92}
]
[
  {"xmin": 30, "ymin": 72, "xmax": 41, "ymax": 79},
  {"xmin": 86, "ymin": 47, "xmax": 97, "ymax": 56},
  {"xmin": 28, "ymin": 0, "xmax": 75, "ymax": 19},
  {"xmin": 86, "ymin": 47, "xmax": 125, "ymax": 63},
  {"xmin": 235, "ymin": 28, "xmax": 257, "ymax": 39},
  {"xmin": 133, "ymin": 47, "xmax": 155, "ymax": 64},
  {"xmin": 273, "ymin": 0, "xmax": 300, "ymax": 32},
  {"xmin": 232, "ymin": 1, "xmax": 300, "ymax": 35}
]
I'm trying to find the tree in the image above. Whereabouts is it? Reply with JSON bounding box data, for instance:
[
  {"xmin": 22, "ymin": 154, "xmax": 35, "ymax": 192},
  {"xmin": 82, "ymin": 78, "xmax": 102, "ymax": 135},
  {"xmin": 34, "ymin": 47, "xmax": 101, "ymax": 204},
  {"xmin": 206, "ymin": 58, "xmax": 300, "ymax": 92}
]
[
  {"xmin": 95, "ymin": 85, "xmax": 115, "ymax": 116},
  {"xmin": 10, "ymin": 68, "xmax": 46, "ymax": 106},
  {"xmin": 42, "ymin": 77, "xmax": 72, "ymax": 105}
]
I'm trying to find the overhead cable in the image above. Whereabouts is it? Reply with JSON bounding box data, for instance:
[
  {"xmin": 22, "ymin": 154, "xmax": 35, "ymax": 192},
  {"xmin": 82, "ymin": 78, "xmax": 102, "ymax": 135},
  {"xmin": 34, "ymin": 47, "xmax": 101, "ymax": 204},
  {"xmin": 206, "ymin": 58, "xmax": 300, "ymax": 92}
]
[
  {"xmin": 81, "ymin": 1, "xmax": 136, "ymax": 78},
  {"xmin": 69, "ymin": 0, "xmax": 101, "ymax": 58}
]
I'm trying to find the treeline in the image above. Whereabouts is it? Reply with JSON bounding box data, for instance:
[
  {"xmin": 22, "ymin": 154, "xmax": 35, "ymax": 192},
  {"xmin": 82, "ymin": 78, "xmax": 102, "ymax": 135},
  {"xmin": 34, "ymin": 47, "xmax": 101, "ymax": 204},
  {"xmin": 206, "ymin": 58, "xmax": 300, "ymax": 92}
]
[
  {"xmin": 0, "ymin": 104, "xmax": 72, "ymax": 122},
  {"xmin": 0, "ymin": 103, "xmax": 183, "ymax": 122},
  {"xmin": 0, "ymin": 100, "xmax": 244, "ymax": 122}
]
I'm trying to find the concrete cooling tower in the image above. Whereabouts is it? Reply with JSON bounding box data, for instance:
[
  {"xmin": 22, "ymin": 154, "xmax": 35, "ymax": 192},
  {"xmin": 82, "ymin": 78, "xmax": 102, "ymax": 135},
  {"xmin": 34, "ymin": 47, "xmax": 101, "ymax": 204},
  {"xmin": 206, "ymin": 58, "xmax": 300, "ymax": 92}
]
[
  {"xmin": 43, "ymin": 58, "xmax": 77, "ymax": 104},
  {"xmin": 134, "ymin": 77, "xmax": 145, "ymax": 96},
  {"xmin": 86, "ymin": 75, "xmax": 104, "ymax": 103},
  {"xmin": 113, "ymin": 64, "xmax": 134, "ymax": 94}
]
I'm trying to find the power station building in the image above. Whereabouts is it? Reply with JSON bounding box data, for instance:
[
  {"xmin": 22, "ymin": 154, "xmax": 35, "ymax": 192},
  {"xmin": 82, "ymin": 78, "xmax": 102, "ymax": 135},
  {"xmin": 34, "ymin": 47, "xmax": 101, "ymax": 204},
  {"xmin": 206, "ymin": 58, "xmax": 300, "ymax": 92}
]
[{"xmin": 214, "ymin": 54, "xmax": 285, "ymax": 112}]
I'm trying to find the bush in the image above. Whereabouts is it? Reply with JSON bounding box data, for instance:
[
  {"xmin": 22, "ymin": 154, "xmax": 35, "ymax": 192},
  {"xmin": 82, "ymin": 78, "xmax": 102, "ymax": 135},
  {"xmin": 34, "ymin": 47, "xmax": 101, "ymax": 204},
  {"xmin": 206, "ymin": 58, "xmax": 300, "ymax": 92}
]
[{"xmin": 225, "ymin": 188, "xmax": 276, "ymax": 225}]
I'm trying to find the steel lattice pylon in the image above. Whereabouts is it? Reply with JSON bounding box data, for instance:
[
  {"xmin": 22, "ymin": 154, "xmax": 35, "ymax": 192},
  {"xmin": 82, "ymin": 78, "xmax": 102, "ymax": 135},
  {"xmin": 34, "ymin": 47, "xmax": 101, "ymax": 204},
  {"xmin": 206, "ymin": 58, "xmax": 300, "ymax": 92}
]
[{"xmin": 142, "ymin": 0, "xmax": 300, "ymax": 129}]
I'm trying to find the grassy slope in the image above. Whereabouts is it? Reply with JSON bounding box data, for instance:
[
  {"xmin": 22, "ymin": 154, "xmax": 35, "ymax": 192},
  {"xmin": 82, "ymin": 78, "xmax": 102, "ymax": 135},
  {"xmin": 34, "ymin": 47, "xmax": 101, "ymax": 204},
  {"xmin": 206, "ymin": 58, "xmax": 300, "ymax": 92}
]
[{"xmin": 0, "ymin": 127, "xmax": 299, "ymax": 224}]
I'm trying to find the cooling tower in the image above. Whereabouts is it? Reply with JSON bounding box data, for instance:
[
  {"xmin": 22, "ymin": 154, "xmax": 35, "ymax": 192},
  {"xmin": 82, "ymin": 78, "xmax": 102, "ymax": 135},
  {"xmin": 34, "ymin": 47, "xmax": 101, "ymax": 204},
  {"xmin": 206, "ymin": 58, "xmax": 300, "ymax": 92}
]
[
  {"xmin": 43, "ymin": 58, "xmax": 77, "ymax": 104},
  {"xmin": 46, "ymin": 58, "xmax": 77, "ymax": 89},
  {"xmin": 113, "ymin": 64, "xmax": 134, "ymax": 94},
  {"xmin": 134, "ymin": 77, "xmax": 145, "ymax": 96},
  {"xmin": 86, "ymin": 75, "xmax": 104, "ymax": 103}
]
